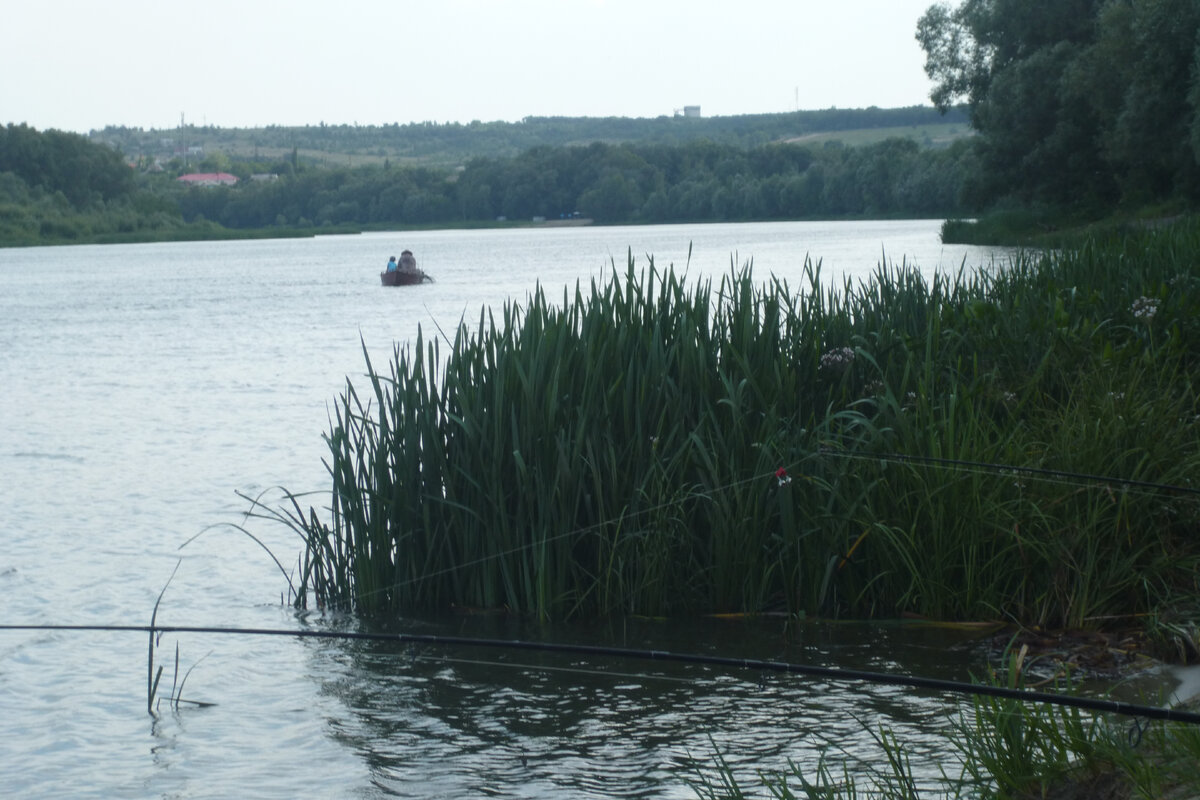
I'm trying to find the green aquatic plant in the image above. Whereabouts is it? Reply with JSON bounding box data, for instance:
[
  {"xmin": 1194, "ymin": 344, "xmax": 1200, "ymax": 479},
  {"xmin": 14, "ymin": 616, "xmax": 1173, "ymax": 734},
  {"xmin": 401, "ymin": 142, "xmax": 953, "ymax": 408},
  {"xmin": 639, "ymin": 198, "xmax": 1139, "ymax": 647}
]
[
  {"xmin": 279, "ymin": 219, "xmax": 1200, "ymax": 628},
  {"xmin": 286, "ymin": 258, "xmax": 869, "ymax": 619}
]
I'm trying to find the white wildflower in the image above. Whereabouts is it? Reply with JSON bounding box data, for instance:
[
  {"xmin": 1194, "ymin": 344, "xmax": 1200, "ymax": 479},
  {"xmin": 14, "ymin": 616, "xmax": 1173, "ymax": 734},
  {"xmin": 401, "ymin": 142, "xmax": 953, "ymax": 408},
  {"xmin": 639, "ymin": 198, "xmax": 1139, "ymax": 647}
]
[
  {"xmin": 820, "ymin": 346, "xmax": 855, "ymax": 370},
  {"xmin": 1131, "ymin": 296, "xmax": 1159, "ymax": 321}
]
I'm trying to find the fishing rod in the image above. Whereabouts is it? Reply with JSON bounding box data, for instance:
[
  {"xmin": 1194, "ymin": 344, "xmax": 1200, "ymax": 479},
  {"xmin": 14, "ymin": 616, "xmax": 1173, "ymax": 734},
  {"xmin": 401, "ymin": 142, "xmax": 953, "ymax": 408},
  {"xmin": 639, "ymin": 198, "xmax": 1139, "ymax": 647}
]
[
  {"xmin": 28, "ymin": 453, "xmax": 1185, "ymax": 721},
  {"xmin": 5, "ymin": 622, "xmax": 1200, "ymax": 726}
]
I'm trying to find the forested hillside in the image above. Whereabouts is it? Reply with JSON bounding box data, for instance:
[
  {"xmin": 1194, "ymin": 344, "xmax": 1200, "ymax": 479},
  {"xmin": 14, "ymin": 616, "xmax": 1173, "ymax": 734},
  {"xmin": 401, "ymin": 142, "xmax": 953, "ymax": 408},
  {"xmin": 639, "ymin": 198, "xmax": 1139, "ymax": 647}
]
[
  {"xmin": 172, "ymin": 137, "xmax": 975, "ymax": 229},
  {"xmin": 0, "ymin": 106, "xmax": 978, "ymax": 246},
  {"xmin": 93, "ymin": 105, "xmax": 970, "ymax": 170}
]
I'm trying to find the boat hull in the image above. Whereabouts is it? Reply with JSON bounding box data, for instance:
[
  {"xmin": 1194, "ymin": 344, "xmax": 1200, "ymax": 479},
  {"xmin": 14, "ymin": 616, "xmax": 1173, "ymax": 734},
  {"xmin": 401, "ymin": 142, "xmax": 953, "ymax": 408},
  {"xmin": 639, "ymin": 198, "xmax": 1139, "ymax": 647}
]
[{"xmin": 380, "ymin": 270, "xmax": 430, "ymax": 286}]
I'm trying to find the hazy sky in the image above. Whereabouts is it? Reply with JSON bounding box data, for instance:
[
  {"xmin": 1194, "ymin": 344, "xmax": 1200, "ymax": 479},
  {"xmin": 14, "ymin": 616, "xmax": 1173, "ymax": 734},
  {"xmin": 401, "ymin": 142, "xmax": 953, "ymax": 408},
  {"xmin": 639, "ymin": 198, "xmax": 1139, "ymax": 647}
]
[{"xmin": 2, "ymin": 0, "xmax": 941, "ymax": 133}]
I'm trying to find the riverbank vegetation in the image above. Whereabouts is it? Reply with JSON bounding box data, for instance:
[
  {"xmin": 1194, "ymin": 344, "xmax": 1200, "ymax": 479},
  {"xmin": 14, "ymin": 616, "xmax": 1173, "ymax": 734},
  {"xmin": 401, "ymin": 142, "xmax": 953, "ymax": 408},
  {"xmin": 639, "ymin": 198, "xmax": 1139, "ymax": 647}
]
[{"xmin": 279, "ymin": 217, "xmax": 1200, "ymax": 652}]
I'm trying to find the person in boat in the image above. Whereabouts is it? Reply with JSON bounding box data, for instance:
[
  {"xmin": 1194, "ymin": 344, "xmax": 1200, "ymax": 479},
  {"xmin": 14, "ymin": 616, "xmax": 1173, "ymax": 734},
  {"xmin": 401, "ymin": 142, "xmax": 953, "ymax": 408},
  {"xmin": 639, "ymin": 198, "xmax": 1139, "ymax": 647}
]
[
  {"xmin": 398, "ymin": 250, "xmax": 418, "ymax": 274},
  {"xmin": 386, "ymin": 256, "xmax": 398, "ymax": 272}
]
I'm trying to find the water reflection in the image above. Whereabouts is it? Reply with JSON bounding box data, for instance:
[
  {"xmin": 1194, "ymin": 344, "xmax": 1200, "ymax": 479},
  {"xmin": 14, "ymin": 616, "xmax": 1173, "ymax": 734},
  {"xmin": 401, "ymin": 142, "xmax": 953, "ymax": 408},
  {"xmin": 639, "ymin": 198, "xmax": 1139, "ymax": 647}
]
[{"xmin": 312, "ymin": 615, "xmax": 990, "ymax": 798}]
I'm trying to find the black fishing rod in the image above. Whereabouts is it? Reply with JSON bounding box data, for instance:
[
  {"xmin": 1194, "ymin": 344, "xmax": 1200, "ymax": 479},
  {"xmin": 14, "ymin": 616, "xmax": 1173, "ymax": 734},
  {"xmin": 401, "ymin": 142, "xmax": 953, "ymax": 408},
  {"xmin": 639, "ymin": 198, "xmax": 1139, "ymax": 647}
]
[{"xmin": 5, "ymin": 623, "xmax": 1199, "ymax": 726}]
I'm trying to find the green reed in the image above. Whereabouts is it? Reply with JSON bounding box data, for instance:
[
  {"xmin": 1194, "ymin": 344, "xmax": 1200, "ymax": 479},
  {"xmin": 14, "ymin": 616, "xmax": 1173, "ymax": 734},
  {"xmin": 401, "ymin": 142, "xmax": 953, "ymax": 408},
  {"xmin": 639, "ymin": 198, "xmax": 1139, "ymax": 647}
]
[
  {"xmin": 283, "ymin": 218, "xmax": 1200, "ymax": 627},
  {"xmin": 687, "ymin": 654, "xmax": 1200, "ymax": 799}
]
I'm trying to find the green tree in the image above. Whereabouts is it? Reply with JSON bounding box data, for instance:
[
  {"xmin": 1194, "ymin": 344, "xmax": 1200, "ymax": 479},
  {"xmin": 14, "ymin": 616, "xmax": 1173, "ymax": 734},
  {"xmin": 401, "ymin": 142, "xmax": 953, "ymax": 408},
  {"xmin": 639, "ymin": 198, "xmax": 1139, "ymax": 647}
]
[
  {"xmin": 579, "ymin": 172, "xmax": 640, "ymax": 222},
  {"xmin": 1104, "ymin": 0, "xmax": 1200, "ymax": 200},
  {"xmin": 917, "ymin": 0, "xmax": 1200, "ymax": 208},
  {"xmin": 0, "ymin": 123, "xmax": 134, "ymax": 207}
]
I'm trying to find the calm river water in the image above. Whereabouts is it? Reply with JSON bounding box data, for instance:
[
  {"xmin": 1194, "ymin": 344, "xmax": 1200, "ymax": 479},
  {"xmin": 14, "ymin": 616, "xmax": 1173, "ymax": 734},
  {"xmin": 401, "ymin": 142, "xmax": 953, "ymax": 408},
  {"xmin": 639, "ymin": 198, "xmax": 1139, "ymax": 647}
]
[{"xmin": 2, "ymin": 221, "xmax": 1033, "ymax": 798}]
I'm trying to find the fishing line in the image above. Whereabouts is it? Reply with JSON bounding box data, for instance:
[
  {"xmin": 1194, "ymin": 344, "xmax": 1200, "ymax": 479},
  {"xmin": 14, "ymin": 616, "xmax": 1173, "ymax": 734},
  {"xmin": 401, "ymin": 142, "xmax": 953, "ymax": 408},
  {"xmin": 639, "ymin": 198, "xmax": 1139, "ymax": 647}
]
[
  {"xmin": 4, "ymin": 622, "xmax": 1200, "ymax": 726},
  {"xmin": 205, "ymin": 448, "xmax": 1200, "ymax": 725},
  {"xmin": 271, "ymin": 442, "xmax": 1196, "ymax": 608},
  {"xmin": 820, "ymin": 448, "xmax": 1200, "ymax": 498},
  {"xmin": 317, "ymin": 466, "xmax": 779, "ymax": 605}
]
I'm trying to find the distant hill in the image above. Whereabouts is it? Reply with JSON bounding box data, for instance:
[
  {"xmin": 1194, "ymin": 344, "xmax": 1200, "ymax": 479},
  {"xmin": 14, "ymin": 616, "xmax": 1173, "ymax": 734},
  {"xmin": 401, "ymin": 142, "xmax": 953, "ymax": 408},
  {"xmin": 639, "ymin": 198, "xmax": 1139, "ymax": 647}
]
[{"xmin": 91, "ymin": 105, "xmax": 971, "ymax": 170}]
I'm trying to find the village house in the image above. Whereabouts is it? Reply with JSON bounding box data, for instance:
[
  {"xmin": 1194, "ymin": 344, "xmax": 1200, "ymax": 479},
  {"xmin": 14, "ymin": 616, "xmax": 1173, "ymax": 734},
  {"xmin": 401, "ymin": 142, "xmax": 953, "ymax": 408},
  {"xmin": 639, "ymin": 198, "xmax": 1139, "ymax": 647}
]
[{"xmin": 176, "ymin": 172, "xmax": 239, "ymax": 187}]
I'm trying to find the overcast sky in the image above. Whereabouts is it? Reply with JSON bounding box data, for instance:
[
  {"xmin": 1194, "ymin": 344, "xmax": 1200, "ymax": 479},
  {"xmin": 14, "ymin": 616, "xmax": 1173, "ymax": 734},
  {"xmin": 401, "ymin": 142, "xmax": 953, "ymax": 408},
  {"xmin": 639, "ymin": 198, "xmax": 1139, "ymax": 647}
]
[{"xmin": 1, "ymin": 0, "xmax": 941, "ymax": 133}]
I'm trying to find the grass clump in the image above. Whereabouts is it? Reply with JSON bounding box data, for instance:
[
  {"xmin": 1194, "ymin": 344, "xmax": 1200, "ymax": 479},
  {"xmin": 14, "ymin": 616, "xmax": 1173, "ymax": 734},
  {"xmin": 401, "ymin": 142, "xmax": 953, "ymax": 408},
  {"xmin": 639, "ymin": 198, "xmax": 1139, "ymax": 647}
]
[
  {"xmin": 687, "ymin": 664, "xmax": 1200, "ymax": 799},
  {"xmin": 277, "ymin": 219, "xmax": 1200, "ymax": 633}
]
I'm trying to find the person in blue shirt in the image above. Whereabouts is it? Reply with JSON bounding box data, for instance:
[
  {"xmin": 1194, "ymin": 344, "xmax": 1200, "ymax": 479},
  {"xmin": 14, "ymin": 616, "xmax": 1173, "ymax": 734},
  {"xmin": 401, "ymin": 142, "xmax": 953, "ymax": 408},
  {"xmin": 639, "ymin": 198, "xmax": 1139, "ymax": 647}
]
[{"xmin": 386, "ymin": 256, "xmax": 398, "ymax": 272}]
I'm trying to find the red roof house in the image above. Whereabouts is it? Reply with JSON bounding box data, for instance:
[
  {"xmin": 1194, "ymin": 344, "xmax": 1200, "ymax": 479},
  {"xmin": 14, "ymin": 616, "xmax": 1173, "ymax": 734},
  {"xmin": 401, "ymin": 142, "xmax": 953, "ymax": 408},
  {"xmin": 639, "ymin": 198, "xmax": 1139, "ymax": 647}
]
[{"xmin": 177, "ymin": 172, "xmax": 239, "ymax": 187}]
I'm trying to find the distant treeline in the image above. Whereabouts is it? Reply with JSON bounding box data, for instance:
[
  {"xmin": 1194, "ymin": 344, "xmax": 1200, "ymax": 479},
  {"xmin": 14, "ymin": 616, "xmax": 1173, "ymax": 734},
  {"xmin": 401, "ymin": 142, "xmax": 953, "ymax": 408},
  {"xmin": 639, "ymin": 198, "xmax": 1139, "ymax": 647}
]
[
  {"xmin": 0, "ymin": 110, "xmax": 981, "ymax": 245},
  {"xmin": 174, "ymin": 138, "xmax": 977, "ymax": 229}
]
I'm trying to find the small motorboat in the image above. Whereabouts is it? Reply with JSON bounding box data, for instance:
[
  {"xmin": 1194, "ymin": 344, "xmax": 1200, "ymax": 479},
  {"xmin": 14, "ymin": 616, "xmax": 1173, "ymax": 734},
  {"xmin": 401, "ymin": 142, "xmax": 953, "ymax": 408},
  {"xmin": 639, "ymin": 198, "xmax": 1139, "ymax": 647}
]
[
  {"xmin": 380, "ymin": 269, "xmax": 432, "ymax": 286},
  {"xmin": 381, "ymin": 249, "xmax": 430, "ymax": 285}
]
